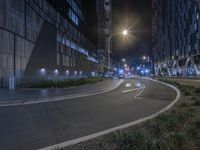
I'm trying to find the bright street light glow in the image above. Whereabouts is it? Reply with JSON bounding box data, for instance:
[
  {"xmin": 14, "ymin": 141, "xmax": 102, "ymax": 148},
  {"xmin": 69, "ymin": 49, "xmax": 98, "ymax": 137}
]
[
  {"xmin": 143, "ymin": 56, "xmax": 146, "ymax": 60},
  {"xmin": 123, "ymin": 30, "xmax": 128, "ymax": 35},
  {"xmin": 122, "ymin": 58, "xmax": 126, "ymax": 62},
  {"xmin": 40, "ymin": 68, "xmax": 46, "ymax": 75},
  {"xmin": 54, "ymin": 69, "xmax": 58, "ymax": 74},
  {"xmin": 145, "ymin": 69, "xmax": 150, "ymax": 73},
  {"xmin": 119, "ymin": 69, "xmax": 124, "ymax": 74}
]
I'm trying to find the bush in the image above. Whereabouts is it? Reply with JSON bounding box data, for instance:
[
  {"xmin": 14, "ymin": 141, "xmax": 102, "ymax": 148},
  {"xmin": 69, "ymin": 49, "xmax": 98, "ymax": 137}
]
[
  {"xmin": 183, "ymin": 91, "xmax": 192, "ymax": 96},
  {"xmin": 186, "ymin": 118, "xmax": 200, "ymax": 139},
  {"xmin": 178, "ymin": 102, "xmax": 189, "ymax": 108},
  {"xmin": 164, "ymin": 132, "xmax": 189, "ymax": 150},
  {"xmin": 31, "ymin": 77, "xmax": 104, "ymax": 88},
  {"xmin": 191, "ymin": 96, "xmax": 198, "ymax": 101},
  {"xmin": 118, "ymin": 131, "xmax": 147, "ymax": 150},
  {"xmin": 194, "ymin": 88, "xmax": 200, "ymax": 93},
  {"xmin": 194, "ymin": 100, "xmax": 200, "ymax": 106}
]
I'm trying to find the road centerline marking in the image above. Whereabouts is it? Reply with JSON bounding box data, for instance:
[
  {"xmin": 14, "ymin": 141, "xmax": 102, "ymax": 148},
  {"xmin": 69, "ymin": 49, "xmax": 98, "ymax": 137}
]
[
  {"xmin": 122, "ymin": 87, "xmax": 143, "ymax": 93},
  {"xmin": 125, "ymin": 83, "xmax": 131, "ymax": 87}
]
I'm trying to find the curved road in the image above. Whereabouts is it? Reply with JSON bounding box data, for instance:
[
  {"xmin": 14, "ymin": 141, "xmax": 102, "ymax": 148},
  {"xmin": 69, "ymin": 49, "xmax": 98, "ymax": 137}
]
[{"xmin": 0, "ymin": 78, "xmax": 176, "ymax": 150}]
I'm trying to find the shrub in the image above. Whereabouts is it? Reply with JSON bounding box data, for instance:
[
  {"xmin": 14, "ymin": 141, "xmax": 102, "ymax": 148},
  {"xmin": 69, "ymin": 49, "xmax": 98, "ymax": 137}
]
[
  {"xmin": 178, "ymin": 102, "xmax": 189, "ymax": 108},
  {"xmin": 183, "ymin": 91, "xmax": 191, "ymax": 96},
  {"xmin": 194, "ymin": 88, "xmax": 200, "ymax": 93},
  {"xmin": 191, "ymin": 96, "xmax": 198, "ymax": 101},
  {"xmin": 194, "ymin": 100, "xmax": 200, "ymax": 106},
  {"xmin": 164, "ymin": 132, "xmax": 189, "ymax": 150},
  {"xmin": 142, "ymin": 136, "xmax": 168, "ymax": 150},
  {"xmin": 118, "ymin": 131, "xmax": 147, "ymax": 150},
  {"xmin": 31, "ymin": 77, "xmax": 104, "ymax": 88},
  {"xmin": 186, "ymin": 118, "xmax": 200, "ymax": 139}
]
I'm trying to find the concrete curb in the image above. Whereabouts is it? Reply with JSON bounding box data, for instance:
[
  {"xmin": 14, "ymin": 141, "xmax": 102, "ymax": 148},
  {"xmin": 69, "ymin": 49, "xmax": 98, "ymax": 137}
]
[
  {"xmin": 0, "ymin": 80, "xmax": 124, "ymax": 107},
  {"xmin": 38, "ymin": 77, "xmax": 181, "ymax": 150}
]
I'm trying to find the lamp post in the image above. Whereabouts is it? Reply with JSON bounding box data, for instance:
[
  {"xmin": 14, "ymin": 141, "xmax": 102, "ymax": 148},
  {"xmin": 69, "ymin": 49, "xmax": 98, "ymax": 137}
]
[
  {"xmin": 107, "ymin": 29, "xmax": 129, "ymax": 75},
  {"xmin": 142, "ymin": 56, "xmax": 153, "ymax": 75}
]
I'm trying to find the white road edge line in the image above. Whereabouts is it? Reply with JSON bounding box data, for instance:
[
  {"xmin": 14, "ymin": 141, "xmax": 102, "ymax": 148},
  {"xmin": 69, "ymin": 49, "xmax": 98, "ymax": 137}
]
[
  {"xmin": 122, "ymin": 87, "xmax": 143, "ymax": 93},
  {"xmin": 0, "ymin": 80, "xmax": 124, "ymax": 107},
  {"xmin": 38, "ymin": 78, "xmax": 180, "ymax": 150}
]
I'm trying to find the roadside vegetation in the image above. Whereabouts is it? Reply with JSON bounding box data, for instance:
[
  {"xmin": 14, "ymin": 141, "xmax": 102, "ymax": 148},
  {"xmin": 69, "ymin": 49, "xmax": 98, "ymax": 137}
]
[
  {"xmin": 61, "ymin": 78, "xmax": 200, "ymax": 150},
  {"xmin": 30, "ymin": 77, "xmax": 105, "ymax": 88}
]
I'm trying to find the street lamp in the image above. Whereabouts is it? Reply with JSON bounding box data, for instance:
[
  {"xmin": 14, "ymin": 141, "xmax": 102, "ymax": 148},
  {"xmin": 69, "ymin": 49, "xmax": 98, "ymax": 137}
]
[
  {"xmin": 107, "ymin": 26, "xmax": 129, "ymax": 72},
  {"xmin": 142, "ymin": 56, "xmax": 147, "ymax": 60},
  {"xmin": 142, "ymin": 56, "xmax": 153, "ymax": 75},
  {"xmin": 122, "ymin": 58, "xmax": 126, "ymax": 62},
  {"xmin": 123, "ymin": 30, "xmax": 128, "ymax": 36}
]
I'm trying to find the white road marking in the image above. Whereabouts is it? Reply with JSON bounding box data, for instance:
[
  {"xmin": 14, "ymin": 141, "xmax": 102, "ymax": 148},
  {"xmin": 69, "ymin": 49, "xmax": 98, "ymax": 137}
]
[
  {"xmin": 125, "ymin": 83, "xmax": 131, "ymax": 87},
  {"xmin": 135, "ymin": 82, "xmax": 142, "ymax": 87},
  {"xmin": 122, "ymin": 87, "xmax": 143, "ymax": 93},
  {"xmin": 135, "ymin": 82, "xmax": 146, "ymax": 98},
  {"xmin": 39, "ymin": 78, "xmax": 181, "ymax": 150}
]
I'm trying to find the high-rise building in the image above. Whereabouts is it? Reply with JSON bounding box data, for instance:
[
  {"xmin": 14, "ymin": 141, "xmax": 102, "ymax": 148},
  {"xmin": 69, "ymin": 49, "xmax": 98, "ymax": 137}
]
[
  {"xmin": 0, "ymin": 0, "xmax": 99, "ymax": 89},
  {"xmin": 97, "ymin": 0, "xmax": 112, "ymax": 73},
  {"xmin": 152, "ymin": 0, "xmax": 200, "ymax": 76}
]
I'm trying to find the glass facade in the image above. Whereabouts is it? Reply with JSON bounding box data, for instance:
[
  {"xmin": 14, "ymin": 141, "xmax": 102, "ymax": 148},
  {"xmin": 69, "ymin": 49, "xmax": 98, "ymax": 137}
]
[
  {"xmin": 0, "ymin": 0, "xmax": 98, "ymax": 89},
  {"xmin": 152, "ymin": 0, "xmax": 200, "ymax": 76}
]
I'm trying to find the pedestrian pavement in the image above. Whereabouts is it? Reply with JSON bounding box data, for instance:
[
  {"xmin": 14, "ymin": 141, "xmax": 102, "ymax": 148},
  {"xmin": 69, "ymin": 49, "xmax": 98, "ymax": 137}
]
[{"xmin": 0, "ymin": 79, "xmax": 123, "ymax": 105}]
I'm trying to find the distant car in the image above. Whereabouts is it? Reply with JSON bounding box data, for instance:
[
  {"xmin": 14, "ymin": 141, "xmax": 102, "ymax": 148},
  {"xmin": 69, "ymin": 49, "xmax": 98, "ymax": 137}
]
[{"xmin": 119, "ymin": 74, "xmax": 125, "ymax": 79}]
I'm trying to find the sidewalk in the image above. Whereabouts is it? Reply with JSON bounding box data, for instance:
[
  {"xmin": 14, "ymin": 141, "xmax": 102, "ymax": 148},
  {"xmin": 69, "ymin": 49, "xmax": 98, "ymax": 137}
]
[{"xmin": 0, "ymin": 79, "xmax": 124, "ymax": 106}]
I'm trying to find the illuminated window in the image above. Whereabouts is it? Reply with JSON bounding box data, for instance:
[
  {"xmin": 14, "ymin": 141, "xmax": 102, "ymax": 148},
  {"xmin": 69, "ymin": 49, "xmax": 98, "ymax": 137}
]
[{"xmin": 68, "ymin": 9, "xmax": 78, "ymax": 26}]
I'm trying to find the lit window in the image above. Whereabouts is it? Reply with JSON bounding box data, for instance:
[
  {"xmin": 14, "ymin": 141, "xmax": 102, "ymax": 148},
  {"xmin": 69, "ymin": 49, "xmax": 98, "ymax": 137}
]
[
  {"xmin": 195, "ymin": 22, "xmax": 197, "ymax": 31},
  {"xmin": 188, "ymin": 45, "xmax": 191, "ymax": 52},
  {"xmin": 195, "ymin": 42, "xmax": 198, "ymax": 49},
  {"xmin": 68, "ymin": 9, "xmax": 79, "ymax": 26}
]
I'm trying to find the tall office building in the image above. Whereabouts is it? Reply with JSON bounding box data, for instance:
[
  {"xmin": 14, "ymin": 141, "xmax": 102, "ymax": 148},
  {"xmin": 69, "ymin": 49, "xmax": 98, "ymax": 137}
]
[
  {"xmin": 97, "ymin": 0, "xmax": 112, "ymax": 73},
  {"xmin": 152, "ymin": 0, "xmax": 200, "ymax": 76},
  {"xmin": 0, "ymin": 0, "xmax": 99, "ymax": 89}
]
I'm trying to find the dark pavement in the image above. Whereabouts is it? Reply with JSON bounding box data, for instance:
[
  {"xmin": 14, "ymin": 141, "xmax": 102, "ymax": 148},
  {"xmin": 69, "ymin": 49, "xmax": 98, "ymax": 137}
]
[{"xmin": 0, "ymin": 78, "xmax": 176, "ymax": 150}]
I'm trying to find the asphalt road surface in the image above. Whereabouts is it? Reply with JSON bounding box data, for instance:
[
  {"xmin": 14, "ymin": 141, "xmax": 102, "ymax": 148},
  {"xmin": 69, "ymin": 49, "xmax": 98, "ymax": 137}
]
[{"xmin": 0, "ymin": 78, "xmax": 176, "ymax": 150}]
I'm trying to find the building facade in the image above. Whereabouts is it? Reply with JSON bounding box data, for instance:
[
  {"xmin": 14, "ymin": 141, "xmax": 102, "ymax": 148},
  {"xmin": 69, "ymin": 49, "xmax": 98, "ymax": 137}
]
[
  {"xmin": 152, "ymin": 0, "xmax": 200, "ymax": 76},
  {"xmin": 97, "ymin": 0, "xmax": 112, "ymax": 73},
  {"xmin": 0, "ymin": 0, "xmax": 99, "ymax": 89}
]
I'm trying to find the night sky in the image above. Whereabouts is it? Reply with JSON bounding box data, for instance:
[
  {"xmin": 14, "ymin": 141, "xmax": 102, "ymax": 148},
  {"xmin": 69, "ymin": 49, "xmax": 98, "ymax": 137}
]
[
  {"xmin": 83, "ymin": 0, "xmax": 152, "ymax": 66},
  {"xmin": 112, "ymin": 0, "xmax": 152, "ymax": 64}
]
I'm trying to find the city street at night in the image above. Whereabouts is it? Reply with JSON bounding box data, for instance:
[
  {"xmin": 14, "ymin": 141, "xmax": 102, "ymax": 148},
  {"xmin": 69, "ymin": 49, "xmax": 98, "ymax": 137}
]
[
  {"xmin": 0, "ymin": 0, "xmax": 200, "ymax": 150},
  {"xmin": 0, "ymin": 77, "xmax": 177, "ymax": 150}
]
